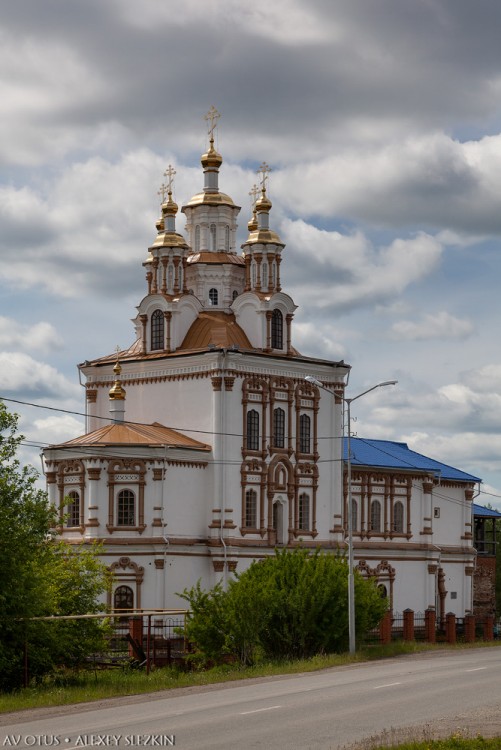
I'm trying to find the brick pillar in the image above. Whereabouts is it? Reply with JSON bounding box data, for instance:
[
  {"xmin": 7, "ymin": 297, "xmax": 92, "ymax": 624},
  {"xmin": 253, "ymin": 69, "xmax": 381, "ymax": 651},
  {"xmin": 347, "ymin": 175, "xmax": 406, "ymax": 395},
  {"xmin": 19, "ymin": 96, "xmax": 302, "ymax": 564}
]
[
  {"xmin": 446, "ymin": 612, "xmax": 456, "ymax": 644},
  {"xmin": 464, "ymin": 614, "xmax": 476, "ymax": 643},
  {"xmin": 425, "ymin": 608, "xmax": 436, "ymax": 643},
  {"xmin": 403, "ymin": 609, "xmax": 415, "ymax": 641},
  {"xmin": 483, "ymin": 614, "xmax": 494, "ymax": 641},
  {"xmin": 379, "ymin": 610, "xmax": 392, "ymax": 644}
]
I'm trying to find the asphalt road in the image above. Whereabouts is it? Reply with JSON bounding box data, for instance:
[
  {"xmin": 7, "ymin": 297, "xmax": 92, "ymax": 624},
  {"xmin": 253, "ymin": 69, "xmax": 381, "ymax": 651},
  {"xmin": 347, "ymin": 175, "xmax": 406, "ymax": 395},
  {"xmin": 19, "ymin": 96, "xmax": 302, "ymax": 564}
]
[{"xmin": 1, "ymin": 648, "xmax": 501, "ymax": 749}]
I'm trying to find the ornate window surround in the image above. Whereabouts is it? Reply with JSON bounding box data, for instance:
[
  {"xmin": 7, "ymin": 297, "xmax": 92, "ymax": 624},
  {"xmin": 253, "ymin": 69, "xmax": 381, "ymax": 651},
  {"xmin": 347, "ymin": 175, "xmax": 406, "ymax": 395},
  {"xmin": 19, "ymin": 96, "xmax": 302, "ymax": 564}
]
[
  {"xmin": 345, "ymin": 470, "xmax": 412, "ymax": 540},
  {"xmin": 108, "ymin": 556, "xmax": 144, "ymax": 610},
  {"xmin": 107, "ymin": 459, "xmax": 147, "ymax": 534},
  {"xmin": 57, "ymin": 459, "xmax": 85, "ymax": 531}
]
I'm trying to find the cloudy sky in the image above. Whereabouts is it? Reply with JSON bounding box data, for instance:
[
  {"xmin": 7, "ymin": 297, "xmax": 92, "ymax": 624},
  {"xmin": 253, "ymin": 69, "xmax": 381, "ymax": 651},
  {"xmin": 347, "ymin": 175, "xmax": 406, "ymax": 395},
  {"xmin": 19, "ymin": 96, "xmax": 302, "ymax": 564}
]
[{"xmin": 2, "ymin": 0, "xmax": 501, "ymax": 507}]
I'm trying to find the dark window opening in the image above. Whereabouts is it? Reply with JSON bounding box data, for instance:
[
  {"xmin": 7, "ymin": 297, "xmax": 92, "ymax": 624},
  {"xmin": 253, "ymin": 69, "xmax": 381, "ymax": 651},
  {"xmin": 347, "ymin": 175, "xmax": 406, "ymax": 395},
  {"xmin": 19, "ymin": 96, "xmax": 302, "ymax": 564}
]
[
  {"xmin": 117, "ymin": 489, "xmax": 135, "ymax": 526},
  {"xmin": 151, "ymin": 309, "xmax": 164, "ymax": 350},
  {"xmin": 246, "ymin": 410, "xmax": 260, "ymax": 451},
  {"xmin": 271, "ymin": 309, "xmax": 283, "ymax": 349},
  {"xmin": 245, "ymin": 489, "xmax": 257, "ymax": 528},
  {"xmin": 273, "ymin": 407, "xmax": 285, "ymax": 448},
  {"xmin": 299, "ymin": 414, "xmax": 311, "ymax": 453}
]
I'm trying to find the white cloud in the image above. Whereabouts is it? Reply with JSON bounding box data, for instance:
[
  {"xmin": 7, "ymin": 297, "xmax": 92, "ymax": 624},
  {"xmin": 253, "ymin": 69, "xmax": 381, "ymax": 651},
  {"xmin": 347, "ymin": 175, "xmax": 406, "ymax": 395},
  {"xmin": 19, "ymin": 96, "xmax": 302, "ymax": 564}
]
[
  {"xmin": 0, "ymin": 352, "xmax": 80, "ymax": 399},
  {"xmin": 293, "ymin": 322, "xmax": 348, "ymax": 361},
  {"xmin": 30, "ymin": 414, "xmax": 85, "ymax": 447},
  {"xmin": 391, "ymin": 311, "xmax": 474, "ymax": 341},
  {"xmin": 283, "ymin": 220, "xmax": 443, "ymax": 312},
  {"xmin": 275, "ymin": 132, "xmax": 501, "ymax": 233},
  {"xmin": 0, "ymin": 317, "xmax": 63, "ymax": 353}
]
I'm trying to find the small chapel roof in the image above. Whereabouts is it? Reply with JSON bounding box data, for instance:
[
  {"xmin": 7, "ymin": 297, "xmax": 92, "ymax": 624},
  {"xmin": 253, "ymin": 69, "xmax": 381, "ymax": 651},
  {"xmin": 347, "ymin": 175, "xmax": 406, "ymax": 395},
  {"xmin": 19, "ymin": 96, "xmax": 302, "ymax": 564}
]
[
  {"xmin": 345, "ymin": 438, "xmax": 481, "ymax": 483},
  {"xmin": 52, "ymin": 421, "xmax": 211, "ymax": 450}
]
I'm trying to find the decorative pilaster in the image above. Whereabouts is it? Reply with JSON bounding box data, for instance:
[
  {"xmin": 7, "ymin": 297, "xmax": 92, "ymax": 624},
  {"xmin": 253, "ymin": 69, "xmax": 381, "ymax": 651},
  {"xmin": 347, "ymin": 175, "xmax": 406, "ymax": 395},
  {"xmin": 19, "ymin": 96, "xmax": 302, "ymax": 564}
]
[{"xmin": 139, "ymin": 314, "xmax": 148, "ymax": 354}]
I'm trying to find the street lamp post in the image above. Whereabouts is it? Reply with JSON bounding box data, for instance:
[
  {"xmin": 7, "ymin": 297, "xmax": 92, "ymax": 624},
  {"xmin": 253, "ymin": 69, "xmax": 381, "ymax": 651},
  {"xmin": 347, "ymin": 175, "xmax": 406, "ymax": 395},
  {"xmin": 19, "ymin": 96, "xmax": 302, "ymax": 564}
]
[{"xmin": 305, "ymin": 375, "xmax": 397, "ymax": 654}]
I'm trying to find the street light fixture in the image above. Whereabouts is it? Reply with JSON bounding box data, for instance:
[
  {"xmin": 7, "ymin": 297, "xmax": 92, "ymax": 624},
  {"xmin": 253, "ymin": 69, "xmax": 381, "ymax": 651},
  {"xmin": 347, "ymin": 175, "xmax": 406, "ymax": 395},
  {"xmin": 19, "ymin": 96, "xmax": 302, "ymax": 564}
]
[{"xmin": 305, "ymin": 375, "xmax": 397, "ymax": 654}]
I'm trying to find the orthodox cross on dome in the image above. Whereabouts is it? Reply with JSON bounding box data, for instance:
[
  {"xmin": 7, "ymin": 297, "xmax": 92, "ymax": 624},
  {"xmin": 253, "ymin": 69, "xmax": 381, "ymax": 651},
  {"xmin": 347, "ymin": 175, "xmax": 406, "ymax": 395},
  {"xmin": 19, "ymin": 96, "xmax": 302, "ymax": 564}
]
[
  {"xmin": 257, "ymin": 161, "xmax": 271, "ymax": 191},
  {"xmin": 249, "ymin": 183, "xmax": 260, "ymax": 208},
  {"xmin": 163, "ymin": 164, "xmax": 176, "ymax": 193},
  {"xmin": 204, "ymin": 105, "xmax": 221, "ymax": 140},
  {"xmin": 157, "ymin": 182, "xmax": 169, "ymax": 204}
]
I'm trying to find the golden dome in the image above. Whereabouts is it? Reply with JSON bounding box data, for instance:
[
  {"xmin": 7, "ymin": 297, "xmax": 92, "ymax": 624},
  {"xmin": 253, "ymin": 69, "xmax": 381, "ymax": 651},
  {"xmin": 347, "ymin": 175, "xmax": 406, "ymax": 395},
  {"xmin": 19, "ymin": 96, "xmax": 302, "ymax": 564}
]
[
  {"xmin": 109, "ymin": 360, "xmax": 126, "ymax": 401},
  {"xmin": 201, "ymin": 137, "xmax": 223, "ymax": 168},
  {"xmin": 256, "ymin": 188, "xmax": 272, "ymax": 212},
  {"xmin": 163, "ymin": 191, "xmax": 178, "ymax": 215},
  {"xmin": 247, "ymin": 210, "xmax": 258, "ymax": 232}
]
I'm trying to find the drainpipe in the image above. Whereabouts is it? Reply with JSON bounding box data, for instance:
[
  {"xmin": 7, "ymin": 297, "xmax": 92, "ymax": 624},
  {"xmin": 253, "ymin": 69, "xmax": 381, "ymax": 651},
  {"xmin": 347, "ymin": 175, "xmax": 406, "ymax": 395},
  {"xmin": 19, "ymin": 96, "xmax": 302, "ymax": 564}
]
[{"xmin": 219, "ymin": 349, "xmax": 228, "ymax": 589}]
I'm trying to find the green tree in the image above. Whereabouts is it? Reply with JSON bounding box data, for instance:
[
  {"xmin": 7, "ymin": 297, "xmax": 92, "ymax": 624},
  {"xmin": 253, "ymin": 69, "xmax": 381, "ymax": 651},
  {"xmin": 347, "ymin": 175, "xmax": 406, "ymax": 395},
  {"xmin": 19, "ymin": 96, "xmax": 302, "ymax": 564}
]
[
  {"xmin": 0, "ymin": 401, "xmax": 110, "ymax": 690},
  {"xmin": 181, "ymin": 548, "xmax": 387, "ymax": 665}
]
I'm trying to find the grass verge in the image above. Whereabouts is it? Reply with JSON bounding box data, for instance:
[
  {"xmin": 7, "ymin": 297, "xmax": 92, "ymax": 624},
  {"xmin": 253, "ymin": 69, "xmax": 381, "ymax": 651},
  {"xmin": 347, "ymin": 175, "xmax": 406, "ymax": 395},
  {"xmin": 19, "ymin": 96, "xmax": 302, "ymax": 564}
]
[{"xmin": 1, "ymin": 641, "xmax": 500, "ymax": 715}]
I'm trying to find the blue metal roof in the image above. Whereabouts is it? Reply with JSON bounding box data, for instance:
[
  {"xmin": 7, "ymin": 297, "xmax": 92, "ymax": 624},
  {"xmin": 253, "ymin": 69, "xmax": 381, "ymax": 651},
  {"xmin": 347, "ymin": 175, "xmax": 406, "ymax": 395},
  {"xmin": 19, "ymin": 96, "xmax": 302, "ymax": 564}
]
[
  {"xmin": 473, "ymin": 503, "xmax": 501, "ymax": 518},
  {"xmin": 343, "ymin": 438, "xmax": 481, "ymax": 483}
]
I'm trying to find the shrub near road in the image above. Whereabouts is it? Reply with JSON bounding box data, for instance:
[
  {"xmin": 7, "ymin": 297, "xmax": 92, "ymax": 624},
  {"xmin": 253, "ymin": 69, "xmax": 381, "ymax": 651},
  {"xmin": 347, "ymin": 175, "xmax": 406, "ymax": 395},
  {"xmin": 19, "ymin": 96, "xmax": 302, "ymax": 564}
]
[
  {"xmin": 181, "ymin": 548, "xmax": 387, "ymax": 665},
  {"xmin": 0, "ymin": 401, "xmax": 110, "ymax": 691}
]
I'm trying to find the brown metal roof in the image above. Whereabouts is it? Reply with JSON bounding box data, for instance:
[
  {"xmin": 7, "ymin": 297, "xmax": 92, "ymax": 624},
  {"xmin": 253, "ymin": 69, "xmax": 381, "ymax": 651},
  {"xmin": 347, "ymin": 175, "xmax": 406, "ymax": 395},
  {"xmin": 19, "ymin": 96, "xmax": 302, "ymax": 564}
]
[
  {"xmin": 179, "ymin": 311, "xmax": 252, "ymax": 350},
  {"xmin": 53, "ymin": 421, "xmax": 211, "ymax": 450}
]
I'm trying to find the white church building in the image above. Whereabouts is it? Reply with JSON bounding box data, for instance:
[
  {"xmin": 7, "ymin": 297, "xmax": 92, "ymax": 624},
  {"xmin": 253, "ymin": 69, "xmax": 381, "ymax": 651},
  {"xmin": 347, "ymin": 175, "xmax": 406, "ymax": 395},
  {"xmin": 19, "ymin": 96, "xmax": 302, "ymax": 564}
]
[{"xmin": 43, "ymin": 111, "xmax": 480, "ymax": 618}]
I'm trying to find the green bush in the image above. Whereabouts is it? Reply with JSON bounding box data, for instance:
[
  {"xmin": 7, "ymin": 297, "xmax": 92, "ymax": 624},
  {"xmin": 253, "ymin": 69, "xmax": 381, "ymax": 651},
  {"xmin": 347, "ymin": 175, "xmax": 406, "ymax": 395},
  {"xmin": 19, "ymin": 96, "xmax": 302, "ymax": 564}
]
[{"xmin": 181, "ymin": 548, "xmax": 387, "ymax": 665}]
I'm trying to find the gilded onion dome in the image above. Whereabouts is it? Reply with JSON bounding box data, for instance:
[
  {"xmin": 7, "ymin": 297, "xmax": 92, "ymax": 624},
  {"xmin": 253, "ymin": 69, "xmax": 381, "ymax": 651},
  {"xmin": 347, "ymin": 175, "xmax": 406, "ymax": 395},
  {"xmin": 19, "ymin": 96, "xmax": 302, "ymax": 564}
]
[
  {"xmin": 201, "ymin": 136, "xmax": 223, "ymax": 169},
  {"xmin": 244, "ymin": 186, "xmax": 284, "ymax": 246},
  {"xmin": 109, "ymin": 359, "xmax": 126, "ymax": 401}
]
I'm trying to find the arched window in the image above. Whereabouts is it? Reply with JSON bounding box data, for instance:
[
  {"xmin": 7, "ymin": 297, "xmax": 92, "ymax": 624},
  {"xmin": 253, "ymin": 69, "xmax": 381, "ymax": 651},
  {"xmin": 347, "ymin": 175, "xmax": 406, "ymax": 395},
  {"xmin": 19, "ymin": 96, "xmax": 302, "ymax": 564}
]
[
  {"xmin": 232, "ymin": 290, "xmax": 238, "ymax": 301},
  {"xmin": 351, "ymin": 499, "xmax": 358, "ymax": 532},
  {"xmin": 114, "ymin": 585, "xmax": 134, "ymax": 612},
  {"xmin": 195, "ymin": 225, "xmax": 200, "ymax": 252},
  {"xmin": 298, "ymin": 493, "xmax": 310, "ymax": 531},
  {"xmin": 252, "ymin": 262, "xmax": 257, "ymax": 287},
  {"xmin": 246, "ymin": 410, "xmax": 259, "ymax": 451},
  {"xmin": 378, "ymin": 584, "xmax": 388, "ymax": 599},
  {"xmin": 117, "ymin": 489, "xmax": 135, "ymax": 526},
  {"xmin": 271, "ymin": 309, "xmax": 283, "ymax": 349},
  {"xmin": 273, "ymin": 407, "xmax": 285, "ymax": 449},
  {"xmin": 299, "ymin": 414, "xmax": 311, "ymax": 453},
  {"xmin": 245, "ymin": 489, "xmax": 257, "ymax": 528},
  {"xmin": 151, "ymin": 309, "xmax": 164, "ymax": 351},
  {"xmin": 370, "ymin": 500, "xmax": 381, "ymax": 532},
  {"xmin": 276, "ymin": 466, "xmax": 286, "ymax": 489},
  {"xmin": 167, "ymin": 265, "xmax": 174, "ymax": 290},
  {"xmin": 66, "ymin": 490, "xmax": 80, "ymax": 527},
  {"xmin": 209, "ymin": 288, "xmax": 218, "ymax": 306},
  {"xmin": 393, "ymin": 501, "xmax": 404, "ymax": 533},
  {"xmin": 210, "ymin": 223, "xmax": 217, "ymax": 251},
  {"xmin": 225, "ymin": 225, "xmax": 230, "ymax": 251}
]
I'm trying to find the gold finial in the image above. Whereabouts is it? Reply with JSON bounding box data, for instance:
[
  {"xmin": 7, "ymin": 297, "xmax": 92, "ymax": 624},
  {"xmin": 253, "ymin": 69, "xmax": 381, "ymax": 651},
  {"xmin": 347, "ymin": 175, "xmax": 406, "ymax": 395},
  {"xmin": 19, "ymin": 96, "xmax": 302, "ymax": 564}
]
[
  {"xmin": 157, "ymin": 183, "xmax": 169, "ymax": 204},
  {"xmin": 163, "ymin": 164, "xmax": 176, "ymax": 193},
  {"xmin": 257, "ymin": 162, "xmax": 271, "ymax": 191},
  {"xmin": 204, "ymin": 105, "xmax": 221, "ymax": 141},
  {"xmin": 109, "ymin": 347, "xmax": 126, "ymax": 401}
]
